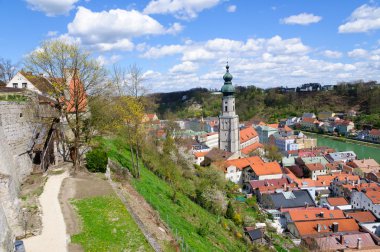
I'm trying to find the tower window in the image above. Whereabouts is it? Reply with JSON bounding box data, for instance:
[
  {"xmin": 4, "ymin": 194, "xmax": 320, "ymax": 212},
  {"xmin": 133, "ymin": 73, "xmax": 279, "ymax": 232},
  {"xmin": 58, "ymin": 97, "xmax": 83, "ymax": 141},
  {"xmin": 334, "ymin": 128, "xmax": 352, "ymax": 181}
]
[{"xmin": 225, "ymin": 106, "xmax": 227, "ymax": 112}]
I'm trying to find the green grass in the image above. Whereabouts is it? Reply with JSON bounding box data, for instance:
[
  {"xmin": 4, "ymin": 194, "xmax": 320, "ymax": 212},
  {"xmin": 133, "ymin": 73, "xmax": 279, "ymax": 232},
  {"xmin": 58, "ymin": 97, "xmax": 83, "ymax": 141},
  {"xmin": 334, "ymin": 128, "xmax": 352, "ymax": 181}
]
[
  {"xmin": 99, "ymin": 138, "xmax": 249, "ymax": 252},
  {"xmin": 71, "ymin": 195, "xmax": 153, "ymax": 252}
]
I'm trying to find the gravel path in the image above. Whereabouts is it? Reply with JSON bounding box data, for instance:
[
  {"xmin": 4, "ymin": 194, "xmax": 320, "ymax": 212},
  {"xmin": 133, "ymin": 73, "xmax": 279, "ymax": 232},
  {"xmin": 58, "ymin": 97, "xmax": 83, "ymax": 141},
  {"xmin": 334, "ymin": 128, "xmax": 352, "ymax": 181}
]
[{"xmin": 23, "ymin": 171, "xmax": 69, "ymax": 252}]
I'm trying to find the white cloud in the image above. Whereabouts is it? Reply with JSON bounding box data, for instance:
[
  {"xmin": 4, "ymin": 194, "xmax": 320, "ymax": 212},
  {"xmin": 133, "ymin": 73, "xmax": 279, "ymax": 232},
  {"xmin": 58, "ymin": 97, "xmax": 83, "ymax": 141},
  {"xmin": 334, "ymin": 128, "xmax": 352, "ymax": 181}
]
[
  {"xmin": 281, "ymin": 13, "xmax": 322, "ymax": 25},
  {"xmin": 144, "ymin": 0, "xmax": 221, "ymax": 19},
  {"xmin": 66, "ymin": 7, "xmax": 181, "ymax": 51},
  {"xmin": 94, "ymin": 39, "xmax": 134, "ymax": 52},
  {"xmin": 339, "ymin": 4, "xmax": 380, "ymax": 33},
  {"xmin": 136, "ymin": 35, "xmax": 380, "ymax": 92},
  {"xmin": 97, "ymin": 54, "xmax": 122, "ymax": 65},
  {"xmin": 142, "ymin": 44, "xmax": 185, "ymax": 58},
  {"xmin": 227, "ymin": 5, "xmax": 236, "ymax": 13},
  {"xmin": 348, "ymin": 48, "xmax": 368, "ymax": 58},
  {"xmin": 182, "ymin": 48, "xmax": 215, "ymax": 61},
  {"xmin": 169, "ymin": 61, "xmax": 198, "ymax": 73},
  {"xmin": 46, "ymin": 30, "xmax": 58, "ymax": 37},
  {"xmin": 323, "ymin": 50, "xmax": 342, "ymax": 59},
  {"xmin": 26, "ymin": 0, "xmax": 79, "ymax": 16}
]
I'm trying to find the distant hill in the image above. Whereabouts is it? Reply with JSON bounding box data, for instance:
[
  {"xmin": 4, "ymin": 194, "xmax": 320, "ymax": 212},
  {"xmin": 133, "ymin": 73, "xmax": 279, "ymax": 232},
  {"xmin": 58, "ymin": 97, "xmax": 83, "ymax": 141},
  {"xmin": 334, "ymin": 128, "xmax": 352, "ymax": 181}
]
[{"xmin": 150, "ymin": 81, "xmax": 380, "ymax": 128}]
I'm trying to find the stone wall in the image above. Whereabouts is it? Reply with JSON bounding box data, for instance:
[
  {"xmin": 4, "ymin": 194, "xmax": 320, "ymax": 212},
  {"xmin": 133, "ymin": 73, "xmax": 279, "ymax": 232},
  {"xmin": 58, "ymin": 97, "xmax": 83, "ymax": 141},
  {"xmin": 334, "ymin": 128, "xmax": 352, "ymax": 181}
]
[{"xmin": 0, "ymin": 96, "xmax": 59, "ymax": 251}]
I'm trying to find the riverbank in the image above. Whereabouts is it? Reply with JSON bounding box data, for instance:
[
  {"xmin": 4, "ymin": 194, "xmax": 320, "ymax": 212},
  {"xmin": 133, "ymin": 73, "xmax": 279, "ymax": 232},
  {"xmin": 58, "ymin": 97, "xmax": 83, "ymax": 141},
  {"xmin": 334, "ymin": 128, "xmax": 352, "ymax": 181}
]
[
  {"xmin": 302, "ymin": 131, "xmax": 380, "ymax": 149},
  {"xmin": 303, "ymin": 132, "xmax": 380, "ymax": 163}
]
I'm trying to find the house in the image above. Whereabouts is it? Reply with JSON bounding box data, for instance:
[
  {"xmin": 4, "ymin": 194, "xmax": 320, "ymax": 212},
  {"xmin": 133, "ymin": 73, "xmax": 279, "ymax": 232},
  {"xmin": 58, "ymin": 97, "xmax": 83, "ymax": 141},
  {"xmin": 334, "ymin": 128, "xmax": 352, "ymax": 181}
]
[
  {"xmin": 255, "ymin": 125, "xmax": 278, "ymax": 144},
  {"xmin": 198, "ymin": 132, "xmax": 219, "ymax": 149},
  {"xmin": 260, "ymin": 190, "xmax": 316, "ymax": 210},
  {"xmin": 368, "ymin": 129, "xmax": 380, "ymax": 143},
  {"xmin": 322, "ymin": 84, "xmax": 335, "ymax": 91},
  {"xmin": 244, "ymin": 227, "xmax": 266, "ymax": 244},
  {"xmin": 335, "ymin": 120, "xmax": 355, "ymax": 135},
  {"xmin": 240, "ymin": 142, "xmax": 263, "ymax": 156},
  {"xmin": 7, "ymin": 71, "xmax": 54, "ymax": 97},
  {"xmin": 285, "ymin": 117, "xmax": 301, "ymax": 126},
  {"xmin": 323, "ymin": 197, "xmax": 351, "ymax": 210},
  {"xmin": 347, "ymin": 159, "xmax": 380, "ymax": 176},
  {"xmin": 367, "ymin": 172, "xmax": 380, "ymax": 183},
  {"xmin": 295, "ymin": 156, "xmax": 329, "ymax": 180},
  {"xmin": 345, "ymin": 210, "xmax": 377, "ymax": 223},
  {"xmin": 285, "ymin": 209, "xmax": 346, "ymax": 224},
  {"xmin": 143, "ymin": 113, "xmax": 159, "ymax": 122},
  {"xmin": 330, "ymin": 174, "xmax": 360, "ymax": 197},
  {"xmin": 239, "ymin": 127, "xmax": 259, "ymax": 149},
  {"xmin": 222, "ymin": 156, "xmax": 261, "ymax": 184},
  {"xmin": 318, "ymin": 112, "xmax": 335, "ymax": 121},
  {"xmin": 297, "ymin": 83, "xmax": 321, "ymax": 92},
  {"xmin": 244, "ymin": 177, "xmax": 289, "ymax": 194},
  {"xmin": 310, "ymin": 233, "xmax": 378, "ymax": 251},
  {"xmin": 203, "ymin": 148, "xmax": 237, "ymax": 166},
  {"xmin": 241, "ymin": 157, "xmax": 283, "ymax": 181},
  {"xmin": 325, "ymin": 151, "xmax": 357, "ymax": 163},
  {"xmin": 300, "ymin": 118, "xmax": 319, "ymax": 130},
  {"xmin": 193, "ymin": 151, "xmax": 208, "ymax": 166},
  {"xmin": 291, "ymin": 218, "xmax": 359, "ymax": 238},
  {"xmin": 302, "ymin": 113, "xmax": 316, "ymax": 119},
  {"xmin": 351, "ymin": 190, "xmax": 380, "ymax": 218}
]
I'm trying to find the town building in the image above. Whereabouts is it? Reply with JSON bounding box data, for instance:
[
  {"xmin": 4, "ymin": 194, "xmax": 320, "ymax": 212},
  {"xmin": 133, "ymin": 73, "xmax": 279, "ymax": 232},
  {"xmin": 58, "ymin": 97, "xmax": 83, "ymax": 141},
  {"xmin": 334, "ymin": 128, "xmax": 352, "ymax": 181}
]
[
  {"xmin": 351, "ymin": 190, "xmax": 380, "ymax": 218},
  {"xmin": 218, "ymin": 64, "xmax": 239, "ymax": 153}
]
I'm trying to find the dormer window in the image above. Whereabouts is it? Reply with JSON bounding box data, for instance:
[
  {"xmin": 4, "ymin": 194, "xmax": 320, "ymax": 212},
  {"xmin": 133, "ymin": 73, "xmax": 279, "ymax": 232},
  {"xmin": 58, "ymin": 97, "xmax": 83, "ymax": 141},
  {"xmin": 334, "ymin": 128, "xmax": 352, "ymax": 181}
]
[
  {"xmin": 22, "ymin": 83, "xmax": 27, "ymax": 88},
  {"xmin": 13, "ymin": 83, "xmax": 18, "ymax": 88}
]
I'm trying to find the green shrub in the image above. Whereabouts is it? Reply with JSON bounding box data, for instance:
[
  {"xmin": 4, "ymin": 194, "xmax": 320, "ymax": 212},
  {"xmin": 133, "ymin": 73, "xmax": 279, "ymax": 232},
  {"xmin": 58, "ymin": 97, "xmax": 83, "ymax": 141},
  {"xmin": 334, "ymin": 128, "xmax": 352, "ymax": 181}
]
[{"xmin": 86, "ymin": 148, "xmax": 108, "ymax": 173}]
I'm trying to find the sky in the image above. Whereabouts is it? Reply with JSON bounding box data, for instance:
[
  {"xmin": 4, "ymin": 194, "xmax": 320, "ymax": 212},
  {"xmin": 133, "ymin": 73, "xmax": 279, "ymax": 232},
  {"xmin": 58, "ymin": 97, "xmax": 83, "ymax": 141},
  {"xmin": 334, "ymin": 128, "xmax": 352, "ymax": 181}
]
[{"xmin": 1, "ymin": 0, "xmax": 380, "ymax": 92}]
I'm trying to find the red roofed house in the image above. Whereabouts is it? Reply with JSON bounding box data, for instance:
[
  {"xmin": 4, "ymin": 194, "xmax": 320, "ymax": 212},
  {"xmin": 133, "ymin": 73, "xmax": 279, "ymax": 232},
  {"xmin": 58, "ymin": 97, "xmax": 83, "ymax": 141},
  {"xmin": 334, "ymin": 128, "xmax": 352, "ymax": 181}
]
[
  {"xmin": 291, "ymin": 219, "xmax": 359, "ymax": 238},
  {"xmin": 143, "ymin": 113, "xmax": 159, "ymax": 123},
  {"xmin": 193, "ymin": 151, "xmax": 208, "ymax": 166},
  {"xmin": 300, "ymin": 118, "xmax": 320, "ymax": 130},
  {"xmin": 351, "ymin": 190, "xmax": 380, "ymax": 218},
  {"xmin": 345, "ymin": 210, "xmax": 377, "ymax": 223},
  {"xmin": 368, "ymin": 129, "xmax": 380, "ymax": 143},
  {"xmin": 324, "ymin": 197, "xmax": 351, "ymax": 210},
  {"xmin": 224, "ymin": 156, "xmax": 283, "ymax": 185},
  {"xmin": 311, "ymin": 233, "xmax": 378, "ymax": 251}
]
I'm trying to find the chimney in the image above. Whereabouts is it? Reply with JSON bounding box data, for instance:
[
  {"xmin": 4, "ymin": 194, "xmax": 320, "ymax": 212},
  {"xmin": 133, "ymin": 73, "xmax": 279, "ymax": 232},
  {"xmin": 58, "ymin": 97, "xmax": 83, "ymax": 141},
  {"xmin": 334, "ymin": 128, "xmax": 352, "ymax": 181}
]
[
  {"xmin": 332, "ymin": 222, "xmax": 339, "ymax": 233},
  {"xmin": 320, "ymin": 212, "xmax": 324, "ymax": 218},
  {"xmin": 340, "ymin": 234, "xmax": 344, "ymax": 245},
  {"xmin": 357, "ymin": 238, "xmax": 362, "ymax": 249},
  {"xmin": 317, "ymin": 224, "xmax": 321, "ymax": 232}
]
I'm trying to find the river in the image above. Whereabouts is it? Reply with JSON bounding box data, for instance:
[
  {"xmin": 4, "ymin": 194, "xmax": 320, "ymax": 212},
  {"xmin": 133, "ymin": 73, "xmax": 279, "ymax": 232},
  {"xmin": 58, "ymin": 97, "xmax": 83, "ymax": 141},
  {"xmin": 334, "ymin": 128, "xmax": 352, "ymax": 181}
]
[{"xmin": 307, "ymin": 133, "xmax": 380, "ymax": 163}]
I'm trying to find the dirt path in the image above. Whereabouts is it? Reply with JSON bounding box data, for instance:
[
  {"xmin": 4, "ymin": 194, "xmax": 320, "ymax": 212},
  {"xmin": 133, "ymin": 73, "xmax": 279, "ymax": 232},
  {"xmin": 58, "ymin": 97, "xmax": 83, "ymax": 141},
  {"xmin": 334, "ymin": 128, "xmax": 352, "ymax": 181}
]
[
  {"xmin": 59, "ymin": 172, "xmax": 113, "ymax": 252},
  {"xmin": 23, "ymin": 170, "xmax": 69, "ymax": 252}
]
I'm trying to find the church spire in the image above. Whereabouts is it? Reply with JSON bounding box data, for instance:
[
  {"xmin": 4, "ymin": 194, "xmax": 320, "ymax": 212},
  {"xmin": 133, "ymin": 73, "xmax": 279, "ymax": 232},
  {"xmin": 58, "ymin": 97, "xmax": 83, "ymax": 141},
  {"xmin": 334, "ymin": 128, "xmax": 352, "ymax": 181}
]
[{"xmin": 221, "ymin": 63, "xmax": 235, "ymax": 96}]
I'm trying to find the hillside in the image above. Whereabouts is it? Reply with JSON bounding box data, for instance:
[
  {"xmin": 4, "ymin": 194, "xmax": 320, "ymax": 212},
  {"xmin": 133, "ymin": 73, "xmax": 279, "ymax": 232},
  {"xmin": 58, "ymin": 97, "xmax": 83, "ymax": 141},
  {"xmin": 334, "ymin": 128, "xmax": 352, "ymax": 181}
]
[{"xmin": 151, "ymin": 82, "xmax": 380, "ymax": 127}]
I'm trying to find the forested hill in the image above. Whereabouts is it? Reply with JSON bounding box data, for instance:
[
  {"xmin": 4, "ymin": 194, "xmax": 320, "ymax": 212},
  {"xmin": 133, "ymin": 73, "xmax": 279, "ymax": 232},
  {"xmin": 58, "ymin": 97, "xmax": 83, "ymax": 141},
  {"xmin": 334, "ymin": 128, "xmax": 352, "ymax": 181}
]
[{"xmin": 150, "ymin": 82, "xmax": 380, "ymax": 128}]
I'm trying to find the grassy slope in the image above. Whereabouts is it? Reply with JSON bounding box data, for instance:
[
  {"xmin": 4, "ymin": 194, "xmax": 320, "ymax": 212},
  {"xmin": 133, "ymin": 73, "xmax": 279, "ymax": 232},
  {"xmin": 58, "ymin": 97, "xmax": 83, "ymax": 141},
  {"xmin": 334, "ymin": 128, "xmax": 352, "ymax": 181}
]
[
  {"xmin": 71, "ymin": 195, "xmax": 153, "ymax": 252},
  {"xmin": 101, "ymin": 138, "xmax": 249, "ymax": 252}
]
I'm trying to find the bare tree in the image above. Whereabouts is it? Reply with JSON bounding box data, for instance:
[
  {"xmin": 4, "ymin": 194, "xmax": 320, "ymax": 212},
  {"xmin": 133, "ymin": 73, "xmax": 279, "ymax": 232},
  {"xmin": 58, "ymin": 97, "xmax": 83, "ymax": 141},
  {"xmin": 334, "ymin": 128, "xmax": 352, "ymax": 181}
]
[
  {"xmin": 0, "ymin": 58, "xmax": 18, "ymax": 82},
  {"xmin": 111, "ymin": 63, "xmax": 148, "ymax": 178},
  {"xmin": 25, "ymin": 39, "xmax": 107, "ymax": 172}
]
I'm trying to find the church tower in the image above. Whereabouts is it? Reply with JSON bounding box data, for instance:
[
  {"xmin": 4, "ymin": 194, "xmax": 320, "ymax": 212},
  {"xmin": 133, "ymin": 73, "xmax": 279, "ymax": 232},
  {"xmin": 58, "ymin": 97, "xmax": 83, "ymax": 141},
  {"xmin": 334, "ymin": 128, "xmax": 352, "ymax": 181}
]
[{"xmin": 219, "ymin": 63, "xmax": 240, "ymax": 153}]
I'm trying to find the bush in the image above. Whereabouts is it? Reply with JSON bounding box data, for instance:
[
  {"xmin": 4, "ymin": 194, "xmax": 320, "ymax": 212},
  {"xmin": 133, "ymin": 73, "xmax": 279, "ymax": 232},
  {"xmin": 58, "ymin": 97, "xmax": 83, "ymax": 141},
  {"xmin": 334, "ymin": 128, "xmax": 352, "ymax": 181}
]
[{"xmin": 86, "ymin": 148, "xmax": 108, "ymax": 173}]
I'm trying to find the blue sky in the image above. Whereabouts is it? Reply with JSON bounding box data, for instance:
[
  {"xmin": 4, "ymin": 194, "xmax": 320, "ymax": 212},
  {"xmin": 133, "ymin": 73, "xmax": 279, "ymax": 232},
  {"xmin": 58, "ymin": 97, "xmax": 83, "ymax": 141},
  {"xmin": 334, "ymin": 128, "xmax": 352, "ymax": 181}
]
[{"xmin": 1, "ymin": 0, "xmax": 380, "ymax": 92}]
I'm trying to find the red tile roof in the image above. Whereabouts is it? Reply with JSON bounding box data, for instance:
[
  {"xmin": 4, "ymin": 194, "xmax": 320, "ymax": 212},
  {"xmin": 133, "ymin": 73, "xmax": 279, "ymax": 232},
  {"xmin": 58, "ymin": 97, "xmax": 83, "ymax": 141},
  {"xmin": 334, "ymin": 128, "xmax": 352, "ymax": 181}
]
[
  {"xmin": 314, "ymin": 233, "xmax": 377, "ymax": 251},
  {"xmin": 370, "ymin": 129, "xmax": 380, "ymax": 136},
  {"xmin": 305, "ymin": 163, "xmax": 325, "ymax": 171},
  {"xmin": 327, "ymin": 197, "xmax": 349, "ymax": 206},
  {"xmin": 225, "ymin": 156, "xmax": 282, "ymax": 176},
  {"xmin": 288, "ymin": 209, "xmax": 345, "ymax": 222},
  {"xmin": 365, "ymin": 190, "xmax": 380, "ymax": 204},
  {"xmin": 346, "ymin": 211, "xmax": 377, "ymax": 223},
  {"xmin": 294, "ymin": 219, "xmax": 359, "ymax": 237},
  {"xmin": 193, "ymin": 152, "xmax": 208, "ymax": 158},
  {"xmin": 239, "ymin": 127, "xmax": 258, "ymax": 143},
  {"xmin": 241, "ymin": 142, "xmax": 263, "ymax": 155}
]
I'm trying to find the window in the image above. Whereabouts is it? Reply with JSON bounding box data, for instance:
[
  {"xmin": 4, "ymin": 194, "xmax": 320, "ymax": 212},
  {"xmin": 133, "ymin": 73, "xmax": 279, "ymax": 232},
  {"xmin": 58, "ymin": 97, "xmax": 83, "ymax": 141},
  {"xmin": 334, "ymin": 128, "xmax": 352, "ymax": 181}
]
[
  {"xmin": 13, "ymin": 83, "xmax": 18, "ymax": 88},
  {"xmin": 225, "ymin": 106, "xmax": 227, "ymax": 112},
  {"xmin": 22, "ymin": 83, "xmax": 27, "ymax": 88}
]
